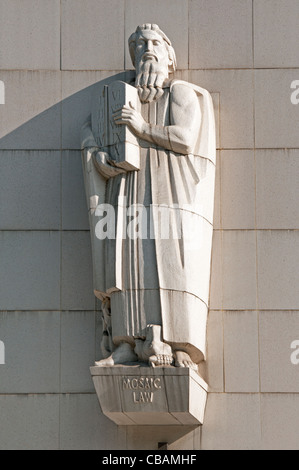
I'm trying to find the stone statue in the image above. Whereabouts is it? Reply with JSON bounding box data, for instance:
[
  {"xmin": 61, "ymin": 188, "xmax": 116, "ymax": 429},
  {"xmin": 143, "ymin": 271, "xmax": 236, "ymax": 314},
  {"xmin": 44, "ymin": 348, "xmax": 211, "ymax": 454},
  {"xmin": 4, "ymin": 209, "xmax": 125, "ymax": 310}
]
[{"xmin": 81, "ymin": 24, "xmax": 216, "ymax": 372}]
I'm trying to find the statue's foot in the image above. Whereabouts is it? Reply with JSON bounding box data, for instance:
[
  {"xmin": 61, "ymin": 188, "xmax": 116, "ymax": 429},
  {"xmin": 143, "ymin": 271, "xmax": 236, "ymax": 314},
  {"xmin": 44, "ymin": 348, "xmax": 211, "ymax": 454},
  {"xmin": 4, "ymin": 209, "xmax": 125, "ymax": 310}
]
[
  {"xmin": 95, "ymin": 342, "xmax": 138, "ymax": 366},
  {"xmin": 174, "ymin": 351, "xmax": 198, "ymax": 371},
  {"xmin": 141, "ymin": 325, "xmax": 174, "ymax": 367},
  {"xmin": 148, "ymin": 353, "xmax": 173, "ymax": 367}
]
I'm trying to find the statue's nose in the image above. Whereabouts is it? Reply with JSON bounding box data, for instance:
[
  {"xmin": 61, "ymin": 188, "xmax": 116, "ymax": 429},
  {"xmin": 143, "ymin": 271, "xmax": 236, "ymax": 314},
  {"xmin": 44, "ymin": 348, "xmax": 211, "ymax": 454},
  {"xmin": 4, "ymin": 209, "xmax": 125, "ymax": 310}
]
[{"xmin": 146, "ymin": 40, "xmax": 154, "ymax": 52}]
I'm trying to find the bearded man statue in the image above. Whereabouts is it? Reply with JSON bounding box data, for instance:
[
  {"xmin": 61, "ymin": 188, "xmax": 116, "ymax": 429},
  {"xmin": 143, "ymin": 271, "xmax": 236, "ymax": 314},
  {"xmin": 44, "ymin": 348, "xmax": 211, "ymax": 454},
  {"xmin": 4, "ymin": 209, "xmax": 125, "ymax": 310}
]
[{"xmin": 81, "ymin": 24, "xmax": 216, "ymax": 372}]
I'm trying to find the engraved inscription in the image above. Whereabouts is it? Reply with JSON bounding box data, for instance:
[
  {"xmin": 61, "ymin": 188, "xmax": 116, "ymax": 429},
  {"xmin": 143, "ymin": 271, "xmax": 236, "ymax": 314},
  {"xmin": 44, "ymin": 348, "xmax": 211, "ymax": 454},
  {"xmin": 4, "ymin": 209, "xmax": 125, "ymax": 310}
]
[
  {"xmin": 122, "ymin": 376, "xmax": 162, "ymax": 404},
  {"xmin": 108, "ymin": 83, "xmax": 126, "ymax": 161},
  {"xmin": 95, "ymin": 87, "xmax": 107, "ymax": 148},
  {"xmin": 91, "ymin": 80, "xmax": 140, "ymax": 170}
]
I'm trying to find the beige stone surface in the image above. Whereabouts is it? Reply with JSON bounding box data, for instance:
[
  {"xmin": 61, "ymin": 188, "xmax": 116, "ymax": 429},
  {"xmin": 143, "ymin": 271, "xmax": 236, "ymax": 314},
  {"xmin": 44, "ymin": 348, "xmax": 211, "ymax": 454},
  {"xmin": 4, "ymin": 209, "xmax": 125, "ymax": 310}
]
[
  {"xmin": 201, "ymin": 393, "xmax": 261, "ymax": 450},
  {"xmin": 256, "ymin": 150, "xmax": 299, "ymax": 229},
  {"xmin": 0, "ymin": 151, "xmax": 61, "ymax": 230},
  {"xmin": 261, "ymin": 394, "xmax": 299, "ymax": 450},
  {"xmin": 0, "ymin": 0, "xmax": 60, "ymax": 70},
  {"xmin": 61, "ymin": 0, "xmax": 125, "ymax": 70},
  {"xmin": 221, "ymin": 150, "xmax": 255, "ymax": 230},
  {"xmin": 61, "ymin": 231, "xmax": 95, "ymax": 311},
  {"xmin": 222, "ymin": 230, "xmax": 257, "ymax": 310},
  {"xmin": 0, "ymin": 231, "xmax": 60, "ymax": 311},
  {"xmin": 0, "ymin": 312, "xmax": 60, "ymax": 393},
  {"xmin": 0, "ymin": 0, "xmax": 299, "ymax": 451},
  {"xmin": 189, "ymin": 0, "xmax": 253, "ymax": 69},
  {"xmin": 257, "ymin": 231, "xmax": 299, "ymax": 310},
  {"xmin": 190, "ymin": 70, "xmax": 254, "ymax": 149},
  {"xmin": 0, "ymin": 395, "xmax": 60, "ymax": 450},
  {"xmin": 254, "ymin": 0, "xmax": 299, "ymax": 68},
  {"xmin": 59, "ymin": 393, "xmax": 127, "ymax": 450},
  {"xmin": 223, "ymin": 311, "xmax": 259, "ymax": 392}
]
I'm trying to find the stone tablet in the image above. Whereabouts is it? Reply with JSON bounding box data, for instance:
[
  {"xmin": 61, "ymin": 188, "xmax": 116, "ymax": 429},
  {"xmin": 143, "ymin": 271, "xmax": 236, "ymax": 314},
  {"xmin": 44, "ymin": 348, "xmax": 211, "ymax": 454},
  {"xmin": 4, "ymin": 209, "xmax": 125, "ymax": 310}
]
[{"xmin": 91, "ymin": 80, "xmax": 140, "ymax": 171}]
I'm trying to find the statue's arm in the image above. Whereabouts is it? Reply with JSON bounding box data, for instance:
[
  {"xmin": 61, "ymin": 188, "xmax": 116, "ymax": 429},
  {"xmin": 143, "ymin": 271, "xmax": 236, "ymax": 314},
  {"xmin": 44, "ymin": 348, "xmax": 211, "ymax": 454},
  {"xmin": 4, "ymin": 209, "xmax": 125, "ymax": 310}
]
[
  {"xmin": 168, "ymin": 84, "xmax": 201, "ymax": 154},
  {"xmin": 149, "ymin": 84, "xmax": 201, "ymax": 154},
  {"xmin": 81, "ymin": 120, "xmax": 125, "ymax": 179},
  {"xmin": 113, "ymin": 84, "xmax": 201, "ymax": 155}
]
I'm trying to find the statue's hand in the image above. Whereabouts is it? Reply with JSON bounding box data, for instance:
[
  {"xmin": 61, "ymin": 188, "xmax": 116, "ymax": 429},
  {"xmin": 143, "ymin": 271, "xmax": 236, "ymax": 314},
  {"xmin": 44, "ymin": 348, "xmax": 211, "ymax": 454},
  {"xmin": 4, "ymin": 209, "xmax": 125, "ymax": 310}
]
[
  {"xmin": 93, "ymin": 150, "xmax": 126, "ymax": 179},
  {"xmin": 113, "ymin": 102, "xmax": 147, "ymax": 138}
]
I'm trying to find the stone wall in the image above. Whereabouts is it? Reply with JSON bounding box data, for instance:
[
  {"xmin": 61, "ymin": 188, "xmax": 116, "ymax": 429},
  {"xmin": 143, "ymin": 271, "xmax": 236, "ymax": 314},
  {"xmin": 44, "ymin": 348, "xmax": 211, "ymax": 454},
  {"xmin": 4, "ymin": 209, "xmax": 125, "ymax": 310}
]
[{"xmin": 0, "ymin": 0, "xmax": 299, "ymax": 450}]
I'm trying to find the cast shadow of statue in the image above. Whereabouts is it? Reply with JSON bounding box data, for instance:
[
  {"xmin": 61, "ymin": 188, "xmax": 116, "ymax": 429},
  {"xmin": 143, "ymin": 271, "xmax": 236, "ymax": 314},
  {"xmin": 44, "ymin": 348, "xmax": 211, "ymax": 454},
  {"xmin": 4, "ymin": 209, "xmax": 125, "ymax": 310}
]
[
  {"xmin": 0, "ymin": 70, "xmax": 135, "ymax": 356},
  {"xmin": 0, "ymin": 71, "xmax": 134, "ymax": 150},
  {"xmin": 0, "ymin": 72, "xmax": 134, "ymax": 337}
]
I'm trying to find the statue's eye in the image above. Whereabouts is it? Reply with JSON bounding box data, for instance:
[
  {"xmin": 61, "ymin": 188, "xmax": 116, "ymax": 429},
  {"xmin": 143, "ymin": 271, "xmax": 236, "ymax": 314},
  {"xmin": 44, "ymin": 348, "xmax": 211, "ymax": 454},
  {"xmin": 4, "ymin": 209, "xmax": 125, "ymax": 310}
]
[
  {"xmin": 137, "ymin": 39, "xmax": 145, "ymax": 46},
  {"xmin": 153, "ymin": 40, "xmax": 161, "ymax": 46}
]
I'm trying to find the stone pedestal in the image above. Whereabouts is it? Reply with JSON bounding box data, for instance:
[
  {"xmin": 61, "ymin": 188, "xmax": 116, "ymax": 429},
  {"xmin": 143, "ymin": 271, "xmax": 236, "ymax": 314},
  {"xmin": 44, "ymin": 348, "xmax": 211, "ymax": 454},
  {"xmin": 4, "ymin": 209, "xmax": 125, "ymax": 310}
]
[{"xmin": 90, "ymin": 366, "xmax": 208, "ymax": 426}]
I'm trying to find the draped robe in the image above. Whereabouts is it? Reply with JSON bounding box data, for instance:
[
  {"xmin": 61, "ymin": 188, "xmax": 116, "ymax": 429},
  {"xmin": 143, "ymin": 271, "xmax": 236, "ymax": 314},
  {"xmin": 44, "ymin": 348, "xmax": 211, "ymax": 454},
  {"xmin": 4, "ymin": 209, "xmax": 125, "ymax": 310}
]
[{"xmin": 82, "ymin": 79, "xmax": 216, "ymax": 364}]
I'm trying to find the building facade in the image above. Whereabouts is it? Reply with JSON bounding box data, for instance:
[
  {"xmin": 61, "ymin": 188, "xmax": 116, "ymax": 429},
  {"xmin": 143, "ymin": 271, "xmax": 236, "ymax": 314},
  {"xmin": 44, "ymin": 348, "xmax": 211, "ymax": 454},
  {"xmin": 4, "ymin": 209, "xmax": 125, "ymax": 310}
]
[{"xmin": 0, "ymin": 0, "xmax": 299, "ymax": 450}]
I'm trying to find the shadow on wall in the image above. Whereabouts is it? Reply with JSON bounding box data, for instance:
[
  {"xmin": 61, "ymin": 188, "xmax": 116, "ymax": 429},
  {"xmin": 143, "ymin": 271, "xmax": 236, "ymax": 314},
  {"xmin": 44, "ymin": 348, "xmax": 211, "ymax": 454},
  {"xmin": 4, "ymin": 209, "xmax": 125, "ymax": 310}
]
[
  {"xmin": 0, "ymin": 71, "xmax": 135, "ymax": 150},
  {"xmin": 0, "ymin": 71, "xmax": 133, "ymax": 312}
]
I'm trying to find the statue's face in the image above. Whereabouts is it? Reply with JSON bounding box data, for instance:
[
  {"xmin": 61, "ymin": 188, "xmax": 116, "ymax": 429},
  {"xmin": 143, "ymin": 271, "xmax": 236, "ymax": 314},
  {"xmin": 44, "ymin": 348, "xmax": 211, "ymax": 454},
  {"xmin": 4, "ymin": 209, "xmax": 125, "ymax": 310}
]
[{"xmin": 134, "ymin": 30, "xmax": 170, "ymax": 74}]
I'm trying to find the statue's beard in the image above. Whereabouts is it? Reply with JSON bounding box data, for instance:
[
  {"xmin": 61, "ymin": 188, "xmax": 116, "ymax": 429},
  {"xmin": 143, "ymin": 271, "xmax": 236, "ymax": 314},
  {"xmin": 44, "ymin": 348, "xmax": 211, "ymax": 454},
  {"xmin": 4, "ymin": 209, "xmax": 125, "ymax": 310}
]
[{"xmin": 135, "ymin": 60, "xmax": 168, "ymax": 103}]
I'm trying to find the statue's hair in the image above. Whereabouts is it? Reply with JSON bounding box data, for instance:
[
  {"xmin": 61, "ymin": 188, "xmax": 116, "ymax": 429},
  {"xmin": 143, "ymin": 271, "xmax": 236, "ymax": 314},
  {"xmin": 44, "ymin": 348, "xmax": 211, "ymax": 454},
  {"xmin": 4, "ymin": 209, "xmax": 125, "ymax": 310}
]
[{"xmin": 128, "ymin": 24, "xmax": 177, "ymax": 73}]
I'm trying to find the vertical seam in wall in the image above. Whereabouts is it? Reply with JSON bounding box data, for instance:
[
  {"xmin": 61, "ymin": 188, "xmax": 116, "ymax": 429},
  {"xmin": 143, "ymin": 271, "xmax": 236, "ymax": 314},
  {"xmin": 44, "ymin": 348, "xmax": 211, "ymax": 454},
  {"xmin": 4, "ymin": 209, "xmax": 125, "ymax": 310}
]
[
  {"xmin": 58, "ymin": 157, "xmax": 62, "ymax": 452},
  {"xmin": 252, "ymin": 0, "xmax": 262, "ymax": 446},
  {"xmin": 222, "ymin": 310, "xmax": 225, "ymax": 393},
  {"xmin": 252, "ymin": 0, "xmax": 255, "ymax": 69},
  {"xmin": 219, "ymin": 96, "xmax": 224, "ymax": 392},
  {"xmin": 252, "ymin": 0, "xmax": 258, "ymax": 312},
  {"xmin": 60, "ymin": 0, "xmax": 62, "ymax": 71},
  {"xmin": 59, "ymin": 0, "xmax": 63, "ymax": 451},
  {"xmin": 252, "ymin": 0, "xmax": 260, "ymax": 387}
]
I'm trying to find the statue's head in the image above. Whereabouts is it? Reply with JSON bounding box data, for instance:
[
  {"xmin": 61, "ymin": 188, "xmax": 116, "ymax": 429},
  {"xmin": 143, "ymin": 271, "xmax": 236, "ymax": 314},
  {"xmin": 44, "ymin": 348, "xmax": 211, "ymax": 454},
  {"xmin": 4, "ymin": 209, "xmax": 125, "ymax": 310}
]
[
  {"xmin": 128, "ymin": 24, "xmax": 177, "ymax": 103},
  {"xmin": 129, "ymin": 24, "xmax": 177, "ymax": 74}
]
